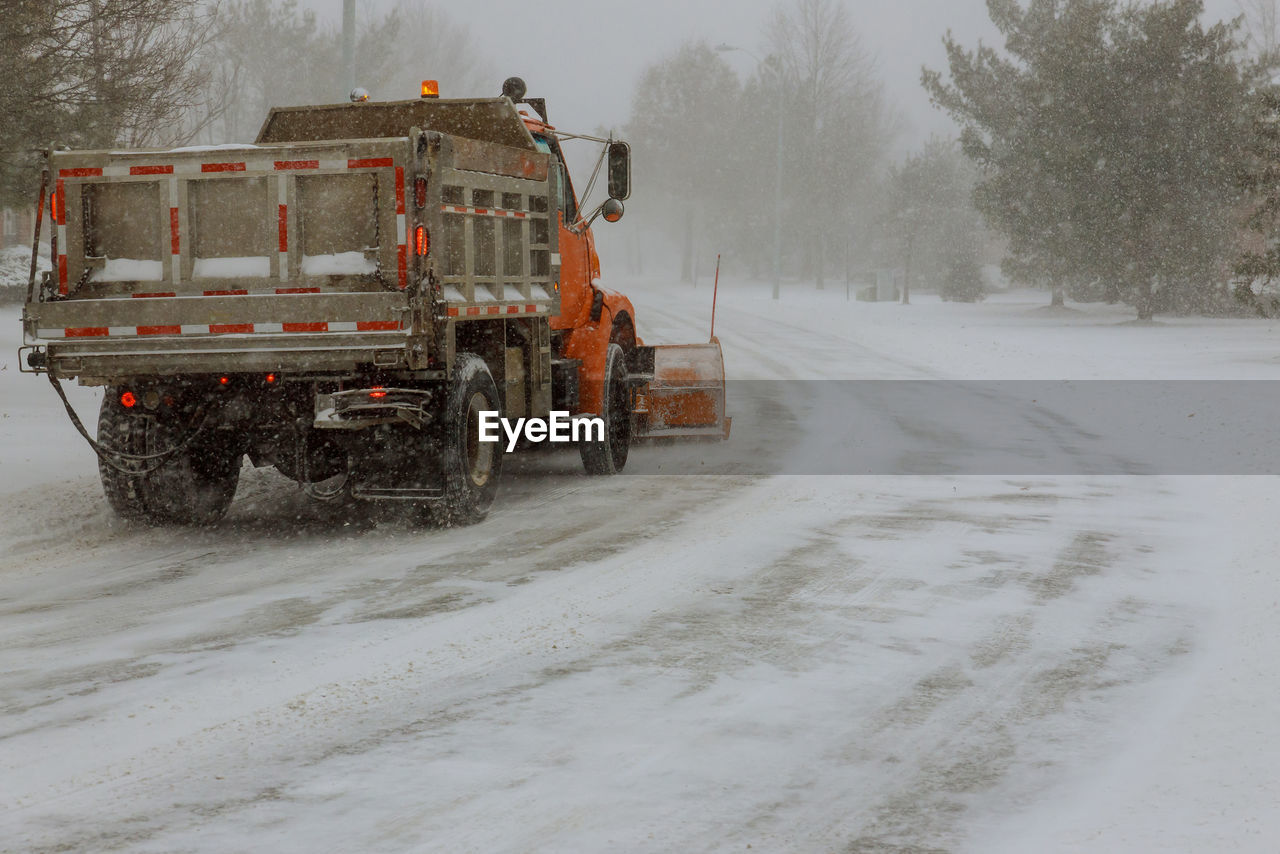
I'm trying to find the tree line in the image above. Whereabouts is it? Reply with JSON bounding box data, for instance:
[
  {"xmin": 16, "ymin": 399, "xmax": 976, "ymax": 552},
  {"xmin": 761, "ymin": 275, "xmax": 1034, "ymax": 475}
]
[
  {"xmin": 625, "ymin": 0, "xmax": 1280, "ymax": 319},
  {"xmin": 925, "ymin": 0, "xmax": 1280, "ymax": 319},
  {"xmin": 0, "ymin": 0, "xmax": 487, "ymax": 201},
  {"xmin": 12, "ymin": 0, "xmax": 1280, "ymax": 319},
  {"xmin": 622, "ymin": 0, "xmax": 901, "ymax": 293}
]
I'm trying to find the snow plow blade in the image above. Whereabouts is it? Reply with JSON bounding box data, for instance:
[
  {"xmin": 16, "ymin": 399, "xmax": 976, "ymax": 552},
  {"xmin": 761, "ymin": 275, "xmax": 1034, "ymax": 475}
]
[{"xmin": 633, "ymin": 337, "xmax": 731, "ymax": 440}]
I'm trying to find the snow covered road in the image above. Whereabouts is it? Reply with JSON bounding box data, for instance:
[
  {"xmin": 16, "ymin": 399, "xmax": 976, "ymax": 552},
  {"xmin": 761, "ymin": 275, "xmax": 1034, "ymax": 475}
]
[{"xmin": 2, "ymin": 283, "xmax": 1278, "ymax": 852}]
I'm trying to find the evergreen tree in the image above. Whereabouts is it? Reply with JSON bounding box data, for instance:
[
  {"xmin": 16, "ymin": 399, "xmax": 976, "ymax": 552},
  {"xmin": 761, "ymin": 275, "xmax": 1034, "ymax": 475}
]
[
  {"xmin": 887, "ymin": 136, "xmax": 985, "ymax": 301},
  {"xmin": 924, "ymin": 0, "xmax": 1253, "ymax": 319},
  {"xmin": 941, "ymin": 243, "xmax": 986, "ymax": 302}
]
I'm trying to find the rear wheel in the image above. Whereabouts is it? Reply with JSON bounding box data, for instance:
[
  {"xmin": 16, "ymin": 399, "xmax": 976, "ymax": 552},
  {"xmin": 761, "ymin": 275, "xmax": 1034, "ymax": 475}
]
[
  {"xmin": 97, "ymin": 391, "xmax": 150, "ymax": 521},
  {"xmin": 96, "ymin": 390, "xmax": 241, "ymax": 525},
  {"xmin": 580, "ymin": 343, "xmax": 632, "ymax": 475},
  {"xmin": 144, "ymin": 423, "xmax": 242, "ymax": 525},
  {"xmin": 433, "ymin": 353, "xmax": 502, "ymax": 525}
]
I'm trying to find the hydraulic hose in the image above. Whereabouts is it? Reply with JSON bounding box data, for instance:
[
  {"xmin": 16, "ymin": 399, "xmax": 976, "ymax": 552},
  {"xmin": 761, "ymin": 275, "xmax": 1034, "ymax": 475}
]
[{"xmin": 47, "ymin": 373, "xmax": 211, "ymax": 476}]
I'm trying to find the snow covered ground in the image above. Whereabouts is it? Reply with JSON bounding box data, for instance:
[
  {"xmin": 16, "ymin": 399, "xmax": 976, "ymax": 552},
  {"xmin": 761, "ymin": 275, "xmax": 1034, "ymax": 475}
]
[{"xmin": 2, "ymin": 281, "xmax": 1279, "ymax": 852}]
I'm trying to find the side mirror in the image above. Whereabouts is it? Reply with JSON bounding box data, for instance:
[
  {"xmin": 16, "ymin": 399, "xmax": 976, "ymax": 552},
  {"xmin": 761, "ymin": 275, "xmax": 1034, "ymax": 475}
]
[
  {"xmin": 607, "ymin": 141, "xmax": 631, "ymax": 201},
  {"xmin": 601, "ymin": 198, "xmax": 624, "ymax": 223}
]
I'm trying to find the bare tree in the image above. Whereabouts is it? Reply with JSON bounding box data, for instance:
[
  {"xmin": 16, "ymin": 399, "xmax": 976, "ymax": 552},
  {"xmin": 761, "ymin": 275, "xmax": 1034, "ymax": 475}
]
[
  {"xmin": 205, "ymin": 0, "xmax": 323, "ymax": 142},
  {"xmin": 625, "ymin": 41, "xmax": 744, "ymax": 283},
  {"xmin": 765, "ymin": 0, "xmax": 897, "ymax": 288},
  {"xmin": 377, "ymin": 1, "xmax": 494, "ymax": 100},
  {"xmin": 1, "ymin": 0, "xmax": 219, "ymax": 200},
  {"xmin": 207, "ymin": 0, "xmax": 492, "ymax": 144},
  {"xmin": 1237, "ymin": 0, "xmax": 1280, "ymax": 59}
]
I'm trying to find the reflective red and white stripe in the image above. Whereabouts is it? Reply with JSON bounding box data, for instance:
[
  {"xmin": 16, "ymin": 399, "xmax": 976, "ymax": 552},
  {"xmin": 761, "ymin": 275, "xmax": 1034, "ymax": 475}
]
[
  {"xmin": 445, "ymin": 304, "xmax": 548, "ymax": 317},
  {"xmin": 67, "ymin": 158, "xmax": 396, "ymax": 177},
  {"xmin": 440, "ymin": 204, "xmax": 529, "ymax": 219},
  {"xmin": 277, "ymin": 177, "xmax": 289, "ymax": 279},
  {"xmin": 395, "ymin": 166, "xmax": 407, "ymax": 289},
  {"xmin": 169, "ymin": 179, "xmax": 181, "ymax": 283},
  {"xmin": 37, "ymin": 320, "xmax": 404, "ymax": 338}
]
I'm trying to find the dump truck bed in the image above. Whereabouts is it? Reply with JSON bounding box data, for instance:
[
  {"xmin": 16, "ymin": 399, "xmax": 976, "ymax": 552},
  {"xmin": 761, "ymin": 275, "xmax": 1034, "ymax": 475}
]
[{"xmin": 25, "ymin": 123, "xmax": 557, "ymax": 380}]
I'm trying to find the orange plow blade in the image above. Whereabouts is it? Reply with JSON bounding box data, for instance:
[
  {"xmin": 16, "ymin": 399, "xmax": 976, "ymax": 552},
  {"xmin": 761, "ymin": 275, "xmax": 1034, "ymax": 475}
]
[{"xmin": 634, "ymin": 337, "xmax": 731, "ymax": 440}]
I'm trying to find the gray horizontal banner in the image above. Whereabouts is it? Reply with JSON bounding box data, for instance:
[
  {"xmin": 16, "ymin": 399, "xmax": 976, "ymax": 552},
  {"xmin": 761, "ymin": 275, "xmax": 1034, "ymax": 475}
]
[{"xmin": 611, "ymin": 381, "xmax": 1280, "ymax": 475}]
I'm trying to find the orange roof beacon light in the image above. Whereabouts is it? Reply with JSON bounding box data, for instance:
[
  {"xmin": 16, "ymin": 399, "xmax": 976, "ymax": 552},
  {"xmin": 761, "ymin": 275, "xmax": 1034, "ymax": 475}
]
[{"xmin": 420, "ymin": 80, "xmax": 439, "ymax": 99}]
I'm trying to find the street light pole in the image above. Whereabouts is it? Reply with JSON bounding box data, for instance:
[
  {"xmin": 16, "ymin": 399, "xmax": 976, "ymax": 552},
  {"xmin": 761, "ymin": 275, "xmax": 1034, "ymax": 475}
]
[
  {"xmin": 717, "ymin": 44, "xmax": 783, "ymax": 300},
  {"xmin": 342, "ymin": 0, "xmax": 355, "ymax": 98}
]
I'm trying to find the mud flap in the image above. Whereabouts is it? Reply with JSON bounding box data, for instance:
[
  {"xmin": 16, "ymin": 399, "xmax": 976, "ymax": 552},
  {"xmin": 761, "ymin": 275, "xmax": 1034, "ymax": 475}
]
[{"xmin": 633, "ymin": 337, "xmax": 731, "ymax": 440}]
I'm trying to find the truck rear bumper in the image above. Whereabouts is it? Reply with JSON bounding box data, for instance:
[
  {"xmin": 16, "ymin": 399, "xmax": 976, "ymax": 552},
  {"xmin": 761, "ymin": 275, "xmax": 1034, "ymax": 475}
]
[
  {"xmin": 24, "ymin": 292, "xmax": 417, "ymax": 379},
  {"xmin": 32, "ymin": 333, "xmax": 414, "ymax": 379}
]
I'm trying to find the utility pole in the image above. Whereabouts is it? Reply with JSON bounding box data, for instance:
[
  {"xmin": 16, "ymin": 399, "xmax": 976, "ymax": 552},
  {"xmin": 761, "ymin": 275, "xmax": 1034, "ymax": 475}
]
[{"xmin": 342, "ymin": 0, "xmax": 355, "ymax": 98}]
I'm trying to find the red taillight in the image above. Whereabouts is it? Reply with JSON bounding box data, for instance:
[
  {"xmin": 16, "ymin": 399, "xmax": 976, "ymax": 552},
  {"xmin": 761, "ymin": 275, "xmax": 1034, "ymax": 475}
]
[
  {"xmin": 219, "ymin": 376, "xmax": 230, "ymax": 386},
  {"xmin": 120, "ymin": 391, "xmax": 137, "ymax": 408},
  {"xmin": 265, "ymin": 373, "xmax": 276, "ymax": 384},
  {"xmin": 369, "ymin": 386, "xmax": 387, "ymax": 399},
  {"xmin": 414, "ymin": 177, "xmax": 427, "ymax": 209},
  {"xmin": 415, "ymin": 226, "xmax": 428, "ymax": 256}
]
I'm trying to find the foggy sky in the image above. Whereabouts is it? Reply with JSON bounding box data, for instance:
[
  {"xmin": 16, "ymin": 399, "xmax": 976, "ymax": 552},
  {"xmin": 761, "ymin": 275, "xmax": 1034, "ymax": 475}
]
[{"xmin": 312, "ymin": 0, "xmax": 1250, "ymax": 150}]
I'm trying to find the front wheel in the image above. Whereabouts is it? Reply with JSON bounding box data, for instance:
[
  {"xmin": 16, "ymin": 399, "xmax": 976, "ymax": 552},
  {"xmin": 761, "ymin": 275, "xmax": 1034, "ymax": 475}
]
[
  {"xmin": 580, "ymin": 343, "xmax": 632, "ymax": 475},
  {"xmin": 434, "ymin": 353, "xmax": 503, "ymax": 525}
]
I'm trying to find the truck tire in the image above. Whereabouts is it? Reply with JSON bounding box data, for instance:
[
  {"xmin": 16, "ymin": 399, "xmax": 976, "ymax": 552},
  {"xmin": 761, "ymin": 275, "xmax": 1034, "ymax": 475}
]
[
  {"xmin": 434, "ymin": 352, "xmax": 502, "ymax": 525},
  {"xmin": 97, "ymin": 391, "xmax": 151, "ymax": 521},
  {"xmin": 96, "ymin": 391, "xmax": 240, "ymax": 525},
  {"xmin": 580, "ymin": 343, "xmax": 631, "ymax": 475},
  {"xmin": 144, "ymin": 425, "xmax": 242, "ymax": 525}
]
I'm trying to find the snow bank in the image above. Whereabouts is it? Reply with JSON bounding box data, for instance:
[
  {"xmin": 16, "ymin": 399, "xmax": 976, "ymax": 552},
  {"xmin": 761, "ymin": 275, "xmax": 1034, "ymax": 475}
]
[{"xmin": 625, "ymin": 277, "xmax": 1280, "ymax": 381}]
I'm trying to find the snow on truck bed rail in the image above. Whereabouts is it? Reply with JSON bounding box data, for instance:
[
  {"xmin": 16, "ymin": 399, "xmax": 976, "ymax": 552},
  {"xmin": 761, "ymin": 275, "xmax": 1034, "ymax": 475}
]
[
  {"xmin": 301, "ymin": 252, "xmax": 375, "ymax": 276},
  {"xmin": 193, "ymin": 257, "xmax": 270, "ymax": 279},
  {"xmin": 90, "ymin": 258, "xmax": 163, "ymax": 282},
  {"xmin": 108, "ymin": 143, "xmax": 263, "ymax": 155}
]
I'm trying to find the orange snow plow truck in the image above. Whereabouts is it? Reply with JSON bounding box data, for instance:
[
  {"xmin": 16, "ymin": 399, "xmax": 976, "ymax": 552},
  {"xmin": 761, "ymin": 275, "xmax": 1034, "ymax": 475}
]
[{"xmin": 19, "ymin": 78, "xmax": 729, "ymax": 525}]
